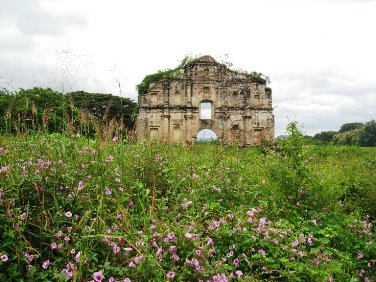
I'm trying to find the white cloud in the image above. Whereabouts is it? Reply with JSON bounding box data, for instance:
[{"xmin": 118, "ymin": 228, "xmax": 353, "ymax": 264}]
[{"xmin": 0, "ymin": 0, "xmax": 375, "ymax": 135}]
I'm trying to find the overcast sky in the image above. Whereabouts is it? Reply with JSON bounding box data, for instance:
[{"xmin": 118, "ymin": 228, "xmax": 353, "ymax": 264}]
[{"xmin": 1, "ymin": 0, "xmax": 375, "ymax": 135}]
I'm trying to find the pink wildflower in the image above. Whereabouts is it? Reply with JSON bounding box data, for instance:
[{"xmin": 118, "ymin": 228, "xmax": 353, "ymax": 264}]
[
  {"xmin": 27, "ymin": 254, "xmax": 34, "ymax": 262},
  {"xmin": 78, "ymin": 181, "xmax": 84, "ymax": 191},
  {"xmin": 166, "ymin": 271, "xmax": 175, "ymax": 280},
  {"xmin": 235, "ymin": 270, "xmax": 243, "ymax": 278},
  {"xmin": 75, "ymin": 252, "xmax": 81, "ymax": 262},
  {"xmin": 42, "ymin": 260, "xmax": 50, "ymax": 269},
  {"xmin": 65, "ymin": 211, "xmax": 72, "ymax": 218},
  {"xmin": 206, "ymin": 237, "xmax": 214, "ymax": 245},
  {"xmin": 93, "ymin": 271, "xmax": 104, "ymax": 282},
  {"xmin": 1, "ymin": 254, "xmax": 8, "ymax": 262},
  {"xmin": 357, "ymin": 252, "xmax": 364, "ymax": 259},
  {"xmin": 258, "ymin": 249, "xmax": 266, "ymax": 255}
]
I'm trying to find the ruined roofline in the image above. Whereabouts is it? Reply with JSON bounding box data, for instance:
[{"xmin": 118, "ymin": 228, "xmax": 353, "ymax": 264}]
[{"xmin": 136, "ymin": 55, "xmax": 268, "ymax": 95}]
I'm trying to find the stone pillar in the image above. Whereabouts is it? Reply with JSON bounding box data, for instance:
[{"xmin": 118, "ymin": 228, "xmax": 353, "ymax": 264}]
[
  {"xmin": 242, "ymin": 115, "xmax": 252, "ymax": 146},
  {"xmin": 162, "ymin": 113, "xmax": 170, "ymax": 142},
  {"xmin": 184, "ymin": 114, "xmax": 193, "ymax": 144},
  {"xmin": 186, "ymin": 81, "xmax": 192, "ymax": 107}
]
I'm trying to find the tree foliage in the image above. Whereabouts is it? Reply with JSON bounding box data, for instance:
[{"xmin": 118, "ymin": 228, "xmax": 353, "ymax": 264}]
[
  {"xmin": 67, "ymin": 91, "xmax": 137, "ymax": 129},
  {"xmin": 312, "ymin": 131, "xmax": 337, "ymax": 143},
  {"xmin": 358, "ymin": 120, "xmax": 376, "ymax": 147},
  {"xmin": 0, "ymin": 87, "xmax": 137, "ymax": 136},
  {"xmin": 339, "ymin": 122, "xmax": 364, "ymax": 133},
  {"xmin": 332, "ymin": 129, "xmax": 361, "ymax": 146}
]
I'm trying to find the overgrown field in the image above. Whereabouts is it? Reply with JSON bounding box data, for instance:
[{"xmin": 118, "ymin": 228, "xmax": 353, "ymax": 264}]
[{"xmin": 1, "ymin": 127, "xmax": 375, "ymax": 281}]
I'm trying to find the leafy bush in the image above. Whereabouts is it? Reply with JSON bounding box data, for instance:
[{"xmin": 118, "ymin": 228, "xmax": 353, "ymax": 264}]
[{"xmin": 333, "ymin": 129, "xmax": 361, "ymax": 146}]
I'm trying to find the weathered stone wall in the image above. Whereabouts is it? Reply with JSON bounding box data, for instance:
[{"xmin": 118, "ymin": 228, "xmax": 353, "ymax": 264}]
[{"xmin": 136, "ymin": 55, "xmax": 274, "ymax": 145}]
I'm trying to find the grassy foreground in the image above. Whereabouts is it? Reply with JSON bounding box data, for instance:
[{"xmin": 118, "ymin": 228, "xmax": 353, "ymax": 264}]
[{"xmin": 0, "ymin": 128, "xmax": 375, "ymax": 281}]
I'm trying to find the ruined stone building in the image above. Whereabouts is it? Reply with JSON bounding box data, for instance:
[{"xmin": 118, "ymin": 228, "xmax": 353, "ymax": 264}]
[{"xmin": 136, "ymin": 55, "xmax": 274, "ymax": 145}]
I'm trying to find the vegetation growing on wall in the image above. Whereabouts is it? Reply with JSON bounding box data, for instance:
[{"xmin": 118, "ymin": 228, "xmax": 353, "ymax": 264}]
[
  {"xmin": 136, "ymin": 56, "xmax": 193, "ymax": 95},
  {"xmin": 136, "ymin": 55, "xmax": 269, "ymax": 95}
]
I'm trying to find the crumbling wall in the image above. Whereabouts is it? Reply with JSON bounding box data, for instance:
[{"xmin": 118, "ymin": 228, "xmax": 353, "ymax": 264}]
[{"xmin": 136, "ymin": 55, "xmax": 274, "ymax": 145}]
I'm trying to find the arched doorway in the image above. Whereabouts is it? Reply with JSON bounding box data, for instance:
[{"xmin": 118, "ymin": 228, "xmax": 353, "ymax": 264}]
[{"xmin": 196, "ymin": 129, "xmax": 218, "ymax": 142}]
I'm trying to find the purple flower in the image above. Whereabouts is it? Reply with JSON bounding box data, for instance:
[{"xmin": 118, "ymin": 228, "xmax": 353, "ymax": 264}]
[
  {"xmin": 93, "ymin": 271, "xmax": 104, "ymax": 282},
  {"xmin": 235, "ymin": 270, "xmax": 243, "ymax": 278},
  {"xmin": 105, "ymin": 187, "xmax": 112, "ymax": 195},
  {"xmin": 1, "ymin": 254, "xmax": 8, "ymax": 262},
  {"xmin": 123, "ymin": 279, "xmax": 131, "ymax": 282},
  {"xmin": 212, "ymin": 273, "xmax": 227, "ymax": 282},
  {"xmin": 247, "ymin": 208, "xmax": 258, "ymax": 217},
  {"xmin": 124, "ymin": 247, "xmax": 133, "ymax": 253},
  {"xmin": 128, "ymin": 261, "xmax": 136, "ymax": 268},
  {"xmin": 258, "ymin": 218, "xmax": 267, "ymax": 231},
  {"xmin": 166, "ymin": 271, "xmax": 175, "ymax": 280},
  {"xmin": 78, "ymin": 181, "xmax": 84, "ymax": 191},
  {"xmin": 0, "ymin": 166, "xmax": 9, "ymax": 174},
  {"xmin": 166, "ymin": 232, "xmax": 176, "ymax": 242},
  {"xmin": 27, "ymin": 254, "xmax": 34, "ymax": 262},
  {"xmin": 42, "ymin": 260, "xmax": 50, "ymax": 269},
  {"xmin": 292, "ymin": 239, "xmax": 299, "ymax": 248},
  {"xmin": 206, "ymin": 237, "xmax": 214, "ymax": 245},
  {"xmin": 50, "ymin": 242, "xmax": 58, "ymax": 250},
  {"xmin": 258, "ymin": 249, "xmax": 266, "ymax": 255},
  {"xmin": 20, "ymin": 212, "xmax": 26, "ymax": 221},
  {"xmin": 357, "ymin": 252, "xmax": 364, "ymax": 259},
  {"xmin": 233, "ymin": 258, "xmax": 240, "ymax": 267},
  {"xmin": 113, "ymin": 244, "xmax": 120, "ymax": 254},
  {"xmin": 109, "ymin": 277, "xmax": 116, "ymax": 282},
  {"xmin": 75, "ymin": 251, "xmax": 81, "ymax": 262},
  {"xmin": 62, "ymin": 269, "xmax": 73, "ymax": 280},
  {"xmin": 28, "ymin": 264, "xmax": 33, "ymax": 271},
  {"xmin": 106, "ymin": 155, "xmax": 114, "ymax": 163},
  {"xmin": 65, "ymin": 211, "xmax": 72, "ymax": 218}
]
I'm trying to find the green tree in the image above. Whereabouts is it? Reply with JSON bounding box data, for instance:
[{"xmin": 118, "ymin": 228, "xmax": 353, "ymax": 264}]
[
  {"xmin": 339, "ymin": 122, "xmax": 363, "ymax": 133},
  {"xmin": 333, "ymin": 129, "xmax": 361, "ymax": 146},
  {"xmin": 67, "ymin": 91, "xmax": 137, "ymax": 130},
  {"xmin": 358, "ymin": 120, "xmax": 376, "ymax": 146},
  {"xmin": 312, "ymin": 131, "xmax": 336, "ymax": 143}
]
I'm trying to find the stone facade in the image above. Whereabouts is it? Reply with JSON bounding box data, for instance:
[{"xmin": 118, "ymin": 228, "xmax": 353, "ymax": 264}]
[{"xmin": 136, "ymin": 55, "xmax": 274, "ymax": 145}]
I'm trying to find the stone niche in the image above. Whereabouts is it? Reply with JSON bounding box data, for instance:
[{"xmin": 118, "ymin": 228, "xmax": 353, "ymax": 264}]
[{"xmin": 136, "ymin": 55, "xmax": 274, "ymax": 145}]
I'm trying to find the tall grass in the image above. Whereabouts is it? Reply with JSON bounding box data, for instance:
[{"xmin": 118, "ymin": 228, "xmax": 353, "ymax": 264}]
[{"xmin": 0, "ymin": 122, "xmax": 375, "ymax": 281}]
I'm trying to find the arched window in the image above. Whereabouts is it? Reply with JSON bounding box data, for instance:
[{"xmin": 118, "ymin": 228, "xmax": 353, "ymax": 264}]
[
  {"xmin": 197, "ymin": 129, "xmax": 217, "ymax": 142},
  {"xmin": 200, "ymin": 101, "xmax": 212, "ymax": 120}
]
